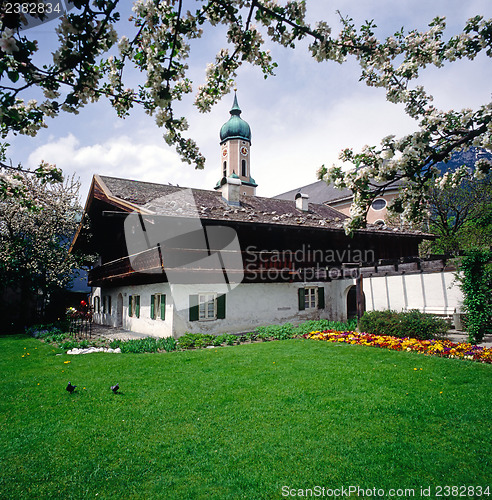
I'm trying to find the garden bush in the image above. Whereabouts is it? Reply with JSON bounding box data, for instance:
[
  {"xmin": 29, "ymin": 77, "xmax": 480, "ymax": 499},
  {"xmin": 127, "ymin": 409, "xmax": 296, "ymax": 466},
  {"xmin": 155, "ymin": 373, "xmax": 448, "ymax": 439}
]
[
  {"xmin": 176, "ymin": 333, "xmax": 210, "ymax": 349},
  {"xmin": 212, "ymin": 334, "xmax": 228, "ymax": 346},
  {"xmin": 107, "ymin": 337, "xmax": 176, "ymax": 353},
  {"xmin": 26, "ymin": 323, "xmax": 65, "ymax": 339},
  {"xmin": 255, "ymin": 323, "xmax": 294, "ymax": 340},
  {"xmin": 225, "ymin": 334, "xmax": 237, "ymax": 345},
  {"xmin": 359, "ymin": 309, "xmax": 449, "ymax": 340},
  {"xmin": 459, "ymin": 250, "xmax": 492, "ymax": 343}
]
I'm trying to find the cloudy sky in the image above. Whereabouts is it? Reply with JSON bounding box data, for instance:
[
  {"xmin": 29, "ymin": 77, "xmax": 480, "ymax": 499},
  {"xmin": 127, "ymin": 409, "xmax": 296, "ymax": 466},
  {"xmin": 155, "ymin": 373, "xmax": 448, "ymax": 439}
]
[{"xmin": 6, "ymin": 0, "xmax": 492, "ymax": 203}]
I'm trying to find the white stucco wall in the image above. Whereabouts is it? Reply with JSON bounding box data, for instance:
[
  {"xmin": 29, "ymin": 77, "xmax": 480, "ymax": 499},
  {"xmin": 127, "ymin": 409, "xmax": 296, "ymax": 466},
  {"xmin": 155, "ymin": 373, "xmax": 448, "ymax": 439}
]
[
  {"xmin": 362, "ymin": 271, "xmax": 462, "ymax": 317},
  {"xmin": 170, "ymin": 282, "xmax": 335, "ymax": 336},
  {"xmin": 92, "ymin": 281, "xmax": 349, "ymax": 338},
  {"xmin": 91, "ymin": 284, "xmax": 174, "ymax": 337}
]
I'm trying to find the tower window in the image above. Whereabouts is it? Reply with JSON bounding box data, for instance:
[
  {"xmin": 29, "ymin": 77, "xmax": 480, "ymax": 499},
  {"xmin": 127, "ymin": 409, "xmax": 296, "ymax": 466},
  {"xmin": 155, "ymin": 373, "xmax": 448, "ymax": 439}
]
[
  {"xmin": 241, "ymin": 159, "xmax": 247, "ymax": 177},
  {"xmin": 223, "ymin": 161, "xmax": 227, "ymax": 177}
]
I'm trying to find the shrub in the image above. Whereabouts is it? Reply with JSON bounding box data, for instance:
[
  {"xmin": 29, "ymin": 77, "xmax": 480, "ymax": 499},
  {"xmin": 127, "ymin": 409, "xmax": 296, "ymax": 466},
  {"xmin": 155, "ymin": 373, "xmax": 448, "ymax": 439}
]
[
  {"xmin": 59, "ymin": 340, "xmax": 80, "ymax": 350},
  {"xmin": 359, "ymin": 310, "xmax": 449, "ymax": 340},
  {"xmin": 459, "ymin": 250, "xmax": 492, "ymax": 343},
  {"xmin": 176, "ymin": 333, "xmax": 214, "ymax": 349},
  {"xmin": 109, "ymin": 339, "xmax": 121, "ymax": 349},
  {"xmin": 255, "ymin": 323, "xmax": 294, "ymax": 340},
  {"xmin": 212, "ymin": 334, "xmax": 228, "ymax": 346},
  {"xmin": 159, "ymin": 336, "xmax": 177, "ymax": 352},
  {"xmin": 225, "ymin": 334, "xmax": 237, "ymax": 345},
  {"xmin": 194, "ymin": 334, "xmax": 214, "ymax": 348},
  {"xmin": 119, "ymin": 337, "xmax": 159, "ymax": 353},
  {"xmin": 26, "ymin": 323, "xmax": 64, "ymax": 339}
]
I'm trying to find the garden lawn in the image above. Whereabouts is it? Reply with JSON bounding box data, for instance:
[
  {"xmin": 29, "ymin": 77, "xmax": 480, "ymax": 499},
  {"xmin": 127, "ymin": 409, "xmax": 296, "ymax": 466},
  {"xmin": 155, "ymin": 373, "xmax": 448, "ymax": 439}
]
[{"xmin": 0, "ymin": 334, "xmax": 491, "ymax": 500}]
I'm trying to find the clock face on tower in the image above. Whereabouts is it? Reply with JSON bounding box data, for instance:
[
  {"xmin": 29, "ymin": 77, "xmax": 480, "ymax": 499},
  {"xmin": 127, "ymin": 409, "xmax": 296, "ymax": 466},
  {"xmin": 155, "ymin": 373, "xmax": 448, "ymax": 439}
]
[
  {"xmin": 222, "ymin": 148, "xmax": 228, "ymax": 157},
  {"xmin": 240, "ymin": 146, "xmax": 248, "ymax": 156}
]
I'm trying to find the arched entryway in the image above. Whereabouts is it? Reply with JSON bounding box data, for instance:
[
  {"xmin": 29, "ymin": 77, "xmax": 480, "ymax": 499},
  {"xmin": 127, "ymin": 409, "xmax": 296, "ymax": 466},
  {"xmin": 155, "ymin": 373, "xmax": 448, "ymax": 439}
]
[
  {"xmin": 116, "ymin": 293, "xmax": 123, "ymax": 327},
  {"xmin": 346, "ymin": 285, "xmax": 366, "ymax": 320}
]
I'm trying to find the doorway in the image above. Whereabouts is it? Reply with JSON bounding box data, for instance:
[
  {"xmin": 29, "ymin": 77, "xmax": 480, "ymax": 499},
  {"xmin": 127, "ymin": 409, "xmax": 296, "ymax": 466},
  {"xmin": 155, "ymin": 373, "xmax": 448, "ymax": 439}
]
[{"xmin": 116, "ymin": 293, "xmax": 123, "ymax": 327}]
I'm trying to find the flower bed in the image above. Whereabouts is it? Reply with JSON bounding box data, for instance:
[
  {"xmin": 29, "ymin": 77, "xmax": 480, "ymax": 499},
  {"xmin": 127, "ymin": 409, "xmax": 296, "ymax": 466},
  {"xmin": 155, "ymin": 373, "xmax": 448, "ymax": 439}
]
[{"xmin": 303, "ymin": 330, "xmax": 492, "ymax": 364}]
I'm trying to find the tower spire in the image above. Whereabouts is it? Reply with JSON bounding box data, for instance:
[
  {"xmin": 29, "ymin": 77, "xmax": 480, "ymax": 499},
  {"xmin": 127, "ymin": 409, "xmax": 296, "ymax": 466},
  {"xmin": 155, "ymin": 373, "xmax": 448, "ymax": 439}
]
[{"xmin": 216, "ymin": 91, "xmax": 257, "ymax": 196}]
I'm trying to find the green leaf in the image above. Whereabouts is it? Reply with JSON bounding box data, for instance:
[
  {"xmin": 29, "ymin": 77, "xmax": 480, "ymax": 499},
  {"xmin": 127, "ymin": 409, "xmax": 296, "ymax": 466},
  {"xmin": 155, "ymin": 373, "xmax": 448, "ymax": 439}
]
[{"xmin": 7, "ymin": 71, "xmax": 19, "ymax": 83}]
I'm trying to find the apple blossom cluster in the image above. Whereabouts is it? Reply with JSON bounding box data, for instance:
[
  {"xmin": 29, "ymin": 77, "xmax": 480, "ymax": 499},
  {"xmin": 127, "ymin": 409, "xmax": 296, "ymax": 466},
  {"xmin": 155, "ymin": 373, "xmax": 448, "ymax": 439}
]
[
  {"xmin": 0, "ymin": 1, "xmax": 491, "ymax": 228},
  {"xmin": 314, "ymin": 15, "xmax": 492, "ymax": 232},
  {"xmin": 0, "ymin": 144, "xmax": 63, "ymax": 206},
  {"xmin": 0, "ymin": 172, "xmax": 90, "ymax": 295}
]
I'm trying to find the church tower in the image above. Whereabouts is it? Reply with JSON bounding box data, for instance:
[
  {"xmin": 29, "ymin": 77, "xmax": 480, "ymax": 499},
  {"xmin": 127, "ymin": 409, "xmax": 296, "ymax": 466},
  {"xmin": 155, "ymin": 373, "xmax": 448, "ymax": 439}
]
[{"xmin": 215, "ymin": 92, "xmax": 257, "ymax": 196}]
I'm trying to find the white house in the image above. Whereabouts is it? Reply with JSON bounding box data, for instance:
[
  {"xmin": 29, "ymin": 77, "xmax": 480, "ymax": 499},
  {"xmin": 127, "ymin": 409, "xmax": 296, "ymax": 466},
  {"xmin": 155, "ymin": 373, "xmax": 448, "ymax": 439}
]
[{"xmin": 71, "ymin": 94, "xmax": 461, "ymax": 337}]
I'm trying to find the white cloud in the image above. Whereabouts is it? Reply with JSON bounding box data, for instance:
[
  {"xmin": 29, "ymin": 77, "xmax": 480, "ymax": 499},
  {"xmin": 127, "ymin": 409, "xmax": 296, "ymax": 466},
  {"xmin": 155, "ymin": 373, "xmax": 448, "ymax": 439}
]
[{"xmin": 26, "ymin": 134, "xmax": 221, "ymax": 202}]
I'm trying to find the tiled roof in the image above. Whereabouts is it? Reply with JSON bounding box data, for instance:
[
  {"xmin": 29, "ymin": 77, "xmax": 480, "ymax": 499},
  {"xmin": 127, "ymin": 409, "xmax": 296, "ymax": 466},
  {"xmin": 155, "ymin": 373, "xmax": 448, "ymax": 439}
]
[
  {"xmin": 274, "ymin": 179, "xmax": 405, "ymax": 204},
  {"xmin": 97, "ymin": 175, "xmax": 425, "ymax": 236},
  {"xmin": 273, "ymin": 180, "xmax": 351, "ymax": 204}
]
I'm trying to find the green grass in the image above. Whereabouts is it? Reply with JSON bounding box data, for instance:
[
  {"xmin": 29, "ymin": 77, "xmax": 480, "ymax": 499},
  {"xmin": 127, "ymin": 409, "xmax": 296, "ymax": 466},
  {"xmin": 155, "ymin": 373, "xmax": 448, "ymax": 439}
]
[{"xmin": 0, "ymin": 334, "xmax": 491, "ymax": 499}]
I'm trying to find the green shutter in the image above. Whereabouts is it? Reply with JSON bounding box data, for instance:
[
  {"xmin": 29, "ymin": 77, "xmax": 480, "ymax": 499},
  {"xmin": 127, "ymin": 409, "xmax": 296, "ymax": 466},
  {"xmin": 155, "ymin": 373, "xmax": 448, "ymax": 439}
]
[
  {"xmin": 128, "ymin": 295, "xmax": 132, "ymax": 317},
  {"xmin": 189, "ymin": 295, "xmax": 199, "ymax": 321},
  {"xmin": 150, "ymin": 295, "xmax": 155, "ymax": 319},
  {"xmin": 216, "ymin": 294, "xmax": 226, "ymax": 319},
  {"xmin": 161, "ymin": 294, "xmax": 166, "ymax": 321},
  {"xmin": 318, "ymin": 287, "xmax": 325, "ymax": 309},
  {"xmin": 135, "ymin": 296, "xmax": 140, "ymax": 318},
  {"xmin": 298, "ymin": 288, "xmax": 305, "ymax": 311}
]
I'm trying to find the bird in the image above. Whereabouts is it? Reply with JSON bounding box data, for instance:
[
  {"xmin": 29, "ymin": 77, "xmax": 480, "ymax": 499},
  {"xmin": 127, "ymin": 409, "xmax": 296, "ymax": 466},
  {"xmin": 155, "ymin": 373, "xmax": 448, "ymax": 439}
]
[
  {"xmin": 66, "ymin": 382, "xmax": 76, "ymax": 394},
  {"xmin": 111, "ymin": 383, "xmax": 119, "ymax": 394}
]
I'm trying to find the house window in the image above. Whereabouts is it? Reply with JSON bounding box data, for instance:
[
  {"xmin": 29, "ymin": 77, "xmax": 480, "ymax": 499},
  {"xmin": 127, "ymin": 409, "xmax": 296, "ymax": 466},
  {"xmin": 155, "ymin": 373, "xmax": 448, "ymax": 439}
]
[
  {"xmin": 128, "ymin": 295, "xmax": 140, "ymax": 318},
  {"xmin": 241, "ymin": 159, "xmax": 247, "ymax": 177},
  {"xmin": 305, "ymin": 287, "xmax": 317, "ymax": 309},
  {"xmin": 93, "ymin": 296, "xmax": 100, "ymax": 314},
  {"xmin": 371, "ymin": 198, "xmax": 387, "ymax": 211},
  {"xmin": 189, "ymin": 293, "xmax": 226, "ymax": 321},
  {"xmin": 150, "ymin": 293, "xmax": 166, "ymax": 320},
  {"xmin": 298, "ymin": 286, "xmax": 325, "ymax": 311},
  {"xmin": 103, "ymin": 296, "xmax": 112, "ymax": 315},
  {"xmin": 199, "ymin": 293, "xmax": 216, "ymax": 320},
  {"xmin": 223, "ymin": 161, "xmax": 227, "ymax": 177}
]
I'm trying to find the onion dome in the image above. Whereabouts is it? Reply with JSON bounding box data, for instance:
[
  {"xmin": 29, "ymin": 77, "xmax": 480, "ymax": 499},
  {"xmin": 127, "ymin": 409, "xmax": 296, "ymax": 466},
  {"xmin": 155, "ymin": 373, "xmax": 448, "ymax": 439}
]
[{"xmin": 219, "ymin": 93, "xmax": 251, "ymax": 143}]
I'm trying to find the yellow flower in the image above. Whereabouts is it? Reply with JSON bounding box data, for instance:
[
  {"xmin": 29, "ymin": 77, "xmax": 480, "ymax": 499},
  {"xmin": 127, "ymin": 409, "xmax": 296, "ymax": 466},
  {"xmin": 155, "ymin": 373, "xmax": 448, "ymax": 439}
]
[{"xmin": 63, "ymin": 360, "xmax": 71, "ymax": 364}]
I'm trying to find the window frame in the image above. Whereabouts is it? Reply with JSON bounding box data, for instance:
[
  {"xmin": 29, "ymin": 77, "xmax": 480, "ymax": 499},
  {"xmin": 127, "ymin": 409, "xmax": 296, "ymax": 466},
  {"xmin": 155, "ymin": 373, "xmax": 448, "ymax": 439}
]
[
  {"xmin": 298, "ymin": 286, "xmax": 325, "ymax": 311},
  {"xmin": 93, "ymin": 296, "xmax": 100, "ymax": 314},
  {"xmin": 189, "ymin": 293, "xmax": 226, "ymax": 322},
  {"xmin": 129, "ymin": 295, "xmax": 140, "ymax": 318},
  {"xmin": 199, "ymin": 293, "xmax": 217, "ymax": 321},
  {"xmin": 304, "ymin": 286, "xmax": 318, "ymax": 310},
  {"xmin": 151, "ymin": 293, "xmax": 166, "ymax": 321},
  {"xmin": 371, "ymin": 198, "xmax": 387, "ymax": 211}
]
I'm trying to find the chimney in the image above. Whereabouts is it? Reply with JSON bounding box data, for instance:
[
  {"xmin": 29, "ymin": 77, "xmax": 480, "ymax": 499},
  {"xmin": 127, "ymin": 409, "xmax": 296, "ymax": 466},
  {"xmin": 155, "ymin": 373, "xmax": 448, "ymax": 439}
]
[
  {"xmin": 220, "ymin": 174, "xmax": 241, "ymax": 206},
  {"xmin": 295, "ymin": 192, "xmax": 309, "ymax": 212}
]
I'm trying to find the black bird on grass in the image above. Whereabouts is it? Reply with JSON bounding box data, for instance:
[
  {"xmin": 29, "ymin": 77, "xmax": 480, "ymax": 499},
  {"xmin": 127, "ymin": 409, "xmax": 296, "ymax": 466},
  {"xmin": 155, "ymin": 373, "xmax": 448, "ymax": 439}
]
[
  {"xmin": 111, "ymin": 383, "xmax": 119, "ymax": 394},
  {"xmin": 66, "ymin": 382, "xmax": 76, "ymax": 394}
]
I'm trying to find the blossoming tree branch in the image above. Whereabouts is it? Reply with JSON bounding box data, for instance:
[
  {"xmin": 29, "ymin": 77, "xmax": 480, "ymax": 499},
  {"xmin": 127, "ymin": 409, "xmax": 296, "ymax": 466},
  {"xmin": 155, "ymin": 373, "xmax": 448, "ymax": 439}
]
[{"xmin": 1, "ymin": 0, "xmax": 491, "ymax": 230}]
